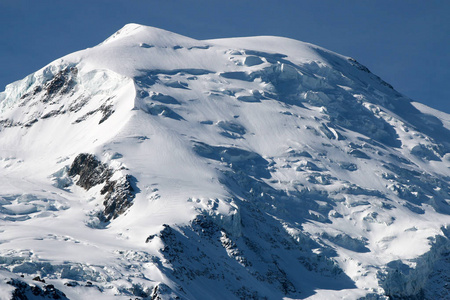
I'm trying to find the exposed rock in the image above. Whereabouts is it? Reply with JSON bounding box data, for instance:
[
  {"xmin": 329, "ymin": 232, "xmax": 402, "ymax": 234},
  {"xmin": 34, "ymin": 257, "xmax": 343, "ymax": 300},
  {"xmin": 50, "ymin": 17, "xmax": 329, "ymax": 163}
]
[
  {"xmin": 151, "ymin": 283, "xmax": 179, "ymax": 300},
  {"xmin": 7, "ymin": 278, "xmax": 68, "ymax": 300},
  {"xmin": 41, "ymin": 109, "xmax": 66, "ymax": 119},
  {"xmin": 100, "ymin": 174, "xmax": 136, "ymax": 221},
  {"xmin": 98, "ymin": 103, "xmax": 115, "ymax": 124},
  {"xmin": 73, "ymin": 103, "xmax": 115, "ymax": 124},
  {"xmin": 43, "ymin": 67, "xmax": 78, "ymax": 101},
  {"xmin": 68, "ymin": 153, "xmax": 136, "ymax": 221},
  {"xmin": 32, "ymin": 276, "xmax": 45, "ymax": 283},
  {"xmin": 68, "ymin": 153, "xmax": 113, "ymax": 190}
]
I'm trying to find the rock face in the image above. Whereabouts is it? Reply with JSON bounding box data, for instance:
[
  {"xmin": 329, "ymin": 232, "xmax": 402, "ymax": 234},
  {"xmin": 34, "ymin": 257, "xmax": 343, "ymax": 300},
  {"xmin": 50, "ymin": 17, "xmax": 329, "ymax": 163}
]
[
  {"xmin": 0, "ymin": 24, "xmax": 448, "ymax": 299},
  {"xmin": 100, "ymin": 174, "xmax": 136, "ymax": 221},
  {"xmin": 68, "ymin": 153, "xmax": 113, "ymax": 190},
  {"xmin": 43, "ymin": 67, "xmax": 77, "ymax": 99},
  {"xmin": 68, "ymin": 153, "xmax": 136, "ymax": 221},
  {"xmin": 7, "ymin": 278, "xmax": 68, "ymax": 300}
]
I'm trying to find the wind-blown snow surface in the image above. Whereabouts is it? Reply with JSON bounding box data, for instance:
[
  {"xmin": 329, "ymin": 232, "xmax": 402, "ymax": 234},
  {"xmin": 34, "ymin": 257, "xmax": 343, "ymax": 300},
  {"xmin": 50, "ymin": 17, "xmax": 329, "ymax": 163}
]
[{"xmin": 0, "ymin": 24, "xmax": 449, "ymax": 299}]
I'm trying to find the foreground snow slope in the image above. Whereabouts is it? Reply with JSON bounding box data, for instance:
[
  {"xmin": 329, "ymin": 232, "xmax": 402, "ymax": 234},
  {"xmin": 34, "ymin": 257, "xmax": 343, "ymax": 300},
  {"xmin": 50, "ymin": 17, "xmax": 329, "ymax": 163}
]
[{"xmin": 0, "ymin": 24, "xmax": 449, "ymax": 299}]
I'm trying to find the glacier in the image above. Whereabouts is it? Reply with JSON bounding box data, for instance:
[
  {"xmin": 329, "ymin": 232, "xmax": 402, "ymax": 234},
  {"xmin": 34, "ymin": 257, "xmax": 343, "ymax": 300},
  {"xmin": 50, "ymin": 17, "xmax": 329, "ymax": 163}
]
[{"xmin": 0, "ymin": 23, "xmax": 449, "ymax": 299}]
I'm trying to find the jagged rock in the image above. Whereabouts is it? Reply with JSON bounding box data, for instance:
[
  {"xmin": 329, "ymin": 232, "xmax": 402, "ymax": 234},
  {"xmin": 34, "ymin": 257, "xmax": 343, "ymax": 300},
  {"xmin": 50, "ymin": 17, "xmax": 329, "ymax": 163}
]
[
  {"xmin": 32, "ymin": 276, "xmax": 45, "ymax": 283},
  {"xmin": 100, "ymin": 174, "xmax": 136, "ymax": 221},
  {"xmin": 68, "ymin": 153, "xmax": 113, "ymax": 190},
  {"xmin": 73, "ymin": 103, "xmax": 115, "ymax": 124},
  {"xmin": 68, "ymin": 153, "xmax": 136, "ymax": 221},
  {"xmin": 43, "ymin": 67, "xmax": 77, "ymax": 100},
  {"xmin": 151, "ymin": 283, "xmax": 179, "ymax": 300},
  {"xmin": 7, "ymin": 278, "xmax": 68, "ymax": 300}
]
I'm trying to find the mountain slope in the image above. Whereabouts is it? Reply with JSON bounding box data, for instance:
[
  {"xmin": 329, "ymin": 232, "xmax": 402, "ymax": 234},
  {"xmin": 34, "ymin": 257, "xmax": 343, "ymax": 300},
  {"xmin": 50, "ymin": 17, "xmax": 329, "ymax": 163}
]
[{"xmin": 0, "ymin": 24, "xmax": 449, "ymax": 299}]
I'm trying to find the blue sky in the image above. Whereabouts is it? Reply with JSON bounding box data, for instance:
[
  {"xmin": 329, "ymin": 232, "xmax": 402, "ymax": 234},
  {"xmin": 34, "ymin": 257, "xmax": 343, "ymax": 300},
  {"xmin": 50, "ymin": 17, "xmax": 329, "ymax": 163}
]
[{"xmin": 1, "ymin": 0, "xmax": 448, "ymax": 113}]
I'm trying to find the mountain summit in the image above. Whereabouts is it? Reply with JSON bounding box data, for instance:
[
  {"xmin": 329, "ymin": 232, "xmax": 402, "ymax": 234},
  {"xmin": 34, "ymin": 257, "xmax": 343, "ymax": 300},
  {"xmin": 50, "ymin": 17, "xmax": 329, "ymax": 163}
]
[{"xmin": 0, "ymin": 24, "xmax": 449, "ymax": 299}]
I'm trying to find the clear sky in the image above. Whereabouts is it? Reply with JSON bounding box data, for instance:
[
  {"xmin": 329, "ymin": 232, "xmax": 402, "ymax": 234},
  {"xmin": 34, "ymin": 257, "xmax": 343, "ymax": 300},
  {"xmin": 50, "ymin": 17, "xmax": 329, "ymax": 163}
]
[{"xmin": 1, "ymin": 0, "xmax": 448, "ymax": 113}]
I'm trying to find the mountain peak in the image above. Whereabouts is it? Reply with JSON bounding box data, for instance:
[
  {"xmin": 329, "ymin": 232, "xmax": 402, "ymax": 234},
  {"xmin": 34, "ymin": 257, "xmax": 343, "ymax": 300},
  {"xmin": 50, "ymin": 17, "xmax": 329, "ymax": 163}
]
[
  {"xmin": 100, "ymin": 23, "xmax": 201, "ymax": 48},
  {"xmin": 100, "ymin": 23, "xmax": 146, "ymax": 44},
  {"xmin": 0, "ymin": 25, "xmax": 449, "ymax": 299}
]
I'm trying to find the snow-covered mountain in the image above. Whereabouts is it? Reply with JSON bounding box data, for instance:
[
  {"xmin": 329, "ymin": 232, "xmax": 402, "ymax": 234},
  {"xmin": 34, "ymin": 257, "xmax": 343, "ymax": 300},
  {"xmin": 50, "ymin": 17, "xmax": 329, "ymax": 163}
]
[{"xmin": 0, "ymin": 24, "xmax": 449, "ymax": 299}]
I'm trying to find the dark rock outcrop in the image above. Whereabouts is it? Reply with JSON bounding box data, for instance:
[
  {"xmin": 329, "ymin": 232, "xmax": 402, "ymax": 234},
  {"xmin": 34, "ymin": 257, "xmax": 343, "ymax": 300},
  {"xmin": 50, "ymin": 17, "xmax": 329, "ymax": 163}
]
[
  {"xmin": 68, "ymin": 153, "xmax": 113, "ymax": 190},
  {"xmin": 68, "ymin": 153, "xmax": 136, "ymax": 222},
  {"xmin": 44, "ymin": 67, "xmax": 78, "ymax": 100},
  {"xmin": 100, "ymin": 174, "xmax": 136, "ymax": 221},
  {"xmin": 7, "ymin": 278, "xmax": 68, "ymax": 300}
]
